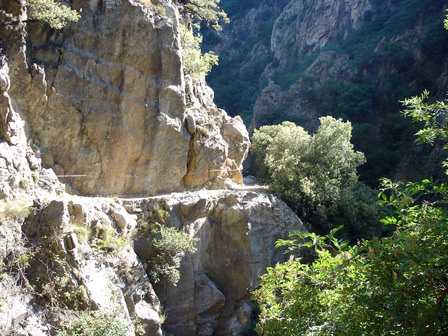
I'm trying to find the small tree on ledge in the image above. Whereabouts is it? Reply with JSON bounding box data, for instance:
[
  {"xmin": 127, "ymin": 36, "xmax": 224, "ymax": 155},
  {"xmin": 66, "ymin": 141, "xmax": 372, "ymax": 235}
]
[{"xmin": 180, "ymin": 0, "xmax": 229, "ymax": 31}]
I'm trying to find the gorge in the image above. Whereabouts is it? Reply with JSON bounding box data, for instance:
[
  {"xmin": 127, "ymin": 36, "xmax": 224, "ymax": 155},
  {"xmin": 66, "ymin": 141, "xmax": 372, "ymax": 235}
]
[
  {"xmin": 2, "ymin": 0, "xmax": 448, "ymax": 335},
  {"xmin": 0, "ymin": 0, "xmax": 305, "ymax": 334}
]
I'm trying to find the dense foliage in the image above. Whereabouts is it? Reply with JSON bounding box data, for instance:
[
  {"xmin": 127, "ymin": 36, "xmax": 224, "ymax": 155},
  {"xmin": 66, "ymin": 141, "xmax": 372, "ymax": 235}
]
[
  {"xmin": 58, "ymin": 310, "xmax": 130, "ymax": 336},
  {"xmin": 148, "ymin": 225, "xmax": 198, "ymax": 285},
  {"xmin": 252, "ymin": 117, "xmax": 365, "ymax": 210},
  {"xmin": 180, "ymin": 24, "xmax": 219, "ymax": 78},
  {"xmin": 207, "ymin": 0, "xmax": 448, "ymax": 185},
  {"xmin": 254, "ymin": 195, "xmax": 448, "ymax": 336},
  {"xmin": 251, "ymin": 117, "xmax": 386, "ymax": 239},
  {"xmin": 182, "ymin": 0, "xmax": 229, "ymax": 31},
  {"xmin": 300, "ymin": 0, "xmax": 448, "ymax": 184},
  {"xmin": 253, "ymin": 82, "xmax": 448, "ymax": 336},
  {"xmin": 27, "ymin": 0, "xmax": 80, "ymax": 29}
]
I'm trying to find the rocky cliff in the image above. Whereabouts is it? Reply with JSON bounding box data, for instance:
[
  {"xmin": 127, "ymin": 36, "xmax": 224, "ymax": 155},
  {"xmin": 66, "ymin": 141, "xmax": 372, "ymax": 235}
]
[
  {"xmin": 1, "ymin": 187, "xmax": 304, "ymax": 335},
  {"xmin": 126, "ymin": 189, "xmax": 304, "ymax": 335},
  {"xmin": 0, "ymin": 0, "xmax": 304, "ymax": 335},
  {"xmin": 1, "ymin": 0, "xmax": 249, "ymax": 197},
  {"xmin": 270, "ymin": 0, "xmax": 372, "ymax": 68}
]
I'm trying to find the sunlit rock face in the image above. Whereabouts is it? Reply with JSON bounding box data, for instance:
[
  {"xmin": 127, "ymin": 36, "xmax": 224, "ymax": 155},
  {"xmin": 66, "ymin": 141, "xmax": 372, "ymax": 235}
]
[
  {"xmin": 124, "ymin": 189, "xmax": 306, "ymax": 335},
  {"xmin": 2, "ymin": 0, "xmax": 249, "ymax": 197}
]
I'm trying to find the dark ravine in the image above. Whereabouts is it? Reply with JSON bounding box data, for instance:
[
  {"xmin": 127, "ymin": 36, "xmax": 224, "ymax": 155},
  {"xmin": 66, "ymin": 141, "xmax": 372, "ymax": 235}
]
[{"xmin": 207, "ymin": 0, "xmax": 448, "ymax": 184}]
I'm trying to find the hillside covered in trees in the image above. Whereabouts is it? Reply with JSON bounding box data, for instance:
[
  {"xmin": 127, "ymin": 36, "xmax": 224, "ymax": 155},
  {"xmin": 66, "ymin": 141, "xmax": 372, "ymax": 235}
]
[
  {"xmin": 1, "ymin": 0, "xmax": 448, "ymax": 335},
  {"xmin": 204, "ymin": 2, "xmax": 448, "ymax": 334},
  {"xmin": 205, "ymin": 0, "xmax": 448, "ymax": 186}
]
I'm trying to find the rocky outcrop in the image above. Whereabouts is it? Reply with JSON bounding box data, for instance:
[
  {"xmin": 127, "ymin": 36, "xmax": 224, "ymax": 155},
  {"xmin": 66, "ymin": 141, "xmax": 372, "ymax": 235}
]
[
  {"xmin": 123, "ymin": 188, "xmax": 306, "ymax": 335},
  {"xmin": 1, "ymin": 194, "xmax": 164, "ymax": 335},
  {"xmin": 1, "ymin": 187, "xmax": 304, "ymax": 335},
  {"xmin": 246, "ymin": 0, "xmax": 374, "ymax": 131},
  {"xmin": 0, "ymin": 1, "xmax": 303, "ymax": 335},
  {"xmin": 183, "ymin": 77, "xmax": 250, "ymax": 189},
  {"xmin": 1, "ymin": 0, "xmax": 249, "ymax": 197},
  {"xmin": 271, "ymin": 0, "xmax": 372, "ymax": 67},
  {"xmin": 250, "ymin": 51, "xmax": 354, "ymax": 132}
]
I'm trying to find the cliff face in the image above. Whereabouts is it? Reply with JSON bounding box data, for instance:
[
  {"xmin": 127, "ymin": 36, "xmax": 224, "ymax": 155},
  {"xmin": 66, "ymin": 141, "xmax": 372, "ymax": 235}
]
[
  {"xmin": 0, "ymin": 0, "xmax": 304, "ymax": 335},
  {"xmin": 126, "ymin": 189, "xmax": 305, "ymax": 335},
  {"xmin": 1, "ymin": 0, "xmax": 249, "ymax": 197},
  {"xmin": 270, "ymin": 0, "xmax": 372, "ymax": 67},
  {"xmin": 1, "ymin": 188, "xmax": 304, "ymax": 335}
]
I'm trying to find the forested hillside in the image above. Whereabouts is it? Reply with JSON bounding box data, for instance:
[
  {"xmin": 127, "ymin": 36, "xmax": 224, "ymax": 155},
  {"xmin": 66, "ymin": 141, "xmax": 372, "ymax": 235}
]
[{"xmin": 204, "ymin": 0, "xmax": 448, "ymax": 186}]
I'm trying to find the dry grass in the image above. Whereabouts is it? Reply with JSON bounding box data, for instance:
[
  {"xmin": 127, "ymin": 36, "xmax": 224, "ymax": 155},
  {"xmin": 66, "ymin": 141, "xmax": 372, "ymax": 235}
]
[{"xmin": 0, "ymin": 196, "xmax": 32, "ymax": 222}]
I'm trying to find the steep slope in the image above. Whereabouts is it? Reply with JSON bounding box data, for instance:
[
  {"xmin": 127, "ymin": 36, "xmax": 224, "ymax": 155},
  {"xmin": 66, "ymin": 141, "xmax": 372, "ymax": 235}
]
[
  {"xmin": 1, "ymin": 187, "xmax": 304, "ymax": 335},
  {"xmin": 0, "ymin": 0, "xmax": 306, "ymax": 335},
  {"xmin": 206, "ymin": 0, "xmax": 448, "ymax": 184},
  {"xmin": 126, "ymin": 189, "xmax": 305, "ymax": 335}
]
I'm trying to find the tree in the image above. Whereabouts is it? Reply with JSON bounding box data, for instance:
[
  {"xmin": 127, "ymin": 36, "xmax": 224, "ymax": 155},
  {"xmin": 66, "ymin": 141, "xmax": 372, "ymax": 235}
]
[
  {"xmin": 253, "ymin": 23, "xmax": 448, "ymax": 335},
  {"xmin": 251, "ymin": 117, "xmax": 365, "ymax": 215},
  {"xmin": 1, "ymin": 0, "xmax": 79, "ymax": 29},
  {"xmin": 180, "ymin": 24, "xmax": 219, "ymax": 78},
  {"xmin": 181, "ymin": 0, "xmax": 229, "ymax": 31},
  {"xmin": 254, "ymin": 190, "xmax": 448, "ymax": 335}
]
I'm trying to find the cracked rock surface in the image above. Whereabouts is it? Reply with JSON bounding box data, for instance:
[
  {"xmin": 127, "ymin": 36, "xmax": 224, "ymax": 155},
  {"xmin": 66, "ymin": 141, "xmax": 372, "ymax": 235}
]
[{"xmin": 2, "ymin": 0, "xmax": 249, "ymax": 197}]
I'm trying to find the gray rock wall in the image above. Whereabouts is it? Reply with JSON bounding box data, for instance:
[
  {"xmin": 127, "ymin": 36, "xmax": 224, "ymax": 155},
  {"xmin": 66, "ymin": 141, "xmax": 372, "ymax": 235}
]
[
  {"xmin": 271, "ymin": 0, "xmax": 372, "ymax": 65},
  {"xmin": 123, "ymin": 189, "xmax": 306, "ymax": 335},
  {"xmin": 1, "ymin": 0, "xmax": 249, "ymax": 197}
]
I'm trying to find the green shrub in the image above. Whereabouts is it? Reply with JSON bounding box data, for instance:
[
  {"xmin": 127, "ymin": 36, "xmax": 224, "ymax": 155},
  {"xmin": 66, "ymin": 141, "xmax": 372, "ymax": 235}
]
[
  {"xmin": 251, "ymin": 118, "xmax": 384, "ymax": 237},
  {"xmin": 148, "ymin": 225, "xmax": 198, "ymax": 285},
  {"xmin": 96, "ymin": 229, "xmax": 128, "ymax": 254},
  {"xmin": 19, "ymin": 178, "xmax": 29, "ymax": 189},
  {"xmin": 31, "ymin": 252, "xmax": 89, "ymax": 310},
  {"xmin": 0, "ymin": 196, "xmax": 32, "ymax": 221},
  {"xmin": 183, "ymin": 0, "xmax": 229, "ymax": 31},
  {"xmin": 27, "ymin": 0, "xmax": 80, "ymax": 29},
  {"xmin": 180, "ymin": 24, "xmax": 219, "ymax": 78},
  {"xmin": 57, "ymin": 310, "xmax": 130, "ymax": 336},
  {"xmin": 251, "ymin": 117, "xmax": 365, "ymax": 214},
  {"xmin": 73, "ymin": 225, "xmax": 88, "ymax": 244},
  {"xmin": 255, "ymin": 177, "xmax": 448, "ymax": 335}
]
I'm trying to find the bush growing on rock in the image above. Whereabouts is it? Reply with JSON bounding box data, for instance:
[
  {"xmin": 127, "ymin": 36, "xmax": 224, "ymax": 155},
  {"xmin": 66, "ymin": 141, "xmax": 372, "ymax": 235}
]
[
  {"xmin": 181, "ymin": 0, "xmax": 229, "ymax": 31},
  {"xmin": 252, "ymin": 117, "xmax": 365, "ymax": 213},
  {"xmin": 1, "ymin": 0, "xmax": 80, "ymax": 30},
  {"xmin": 180, "ymin": 24, "xmax": 219, "ymax": 78},
  {"xmin": 27, "ymin": 0, "xmax": 80, "ymax": 29},
  {"xmin": 253, "ymin": 19, "xmax": 448, "ymax": 330},
  {"xmin": 57, "ymin": 310, "xmax": 130, "ymax": 336},
  {"xmin": 148, "ymin": 225, "xmax": 198, "ymax": 285}
]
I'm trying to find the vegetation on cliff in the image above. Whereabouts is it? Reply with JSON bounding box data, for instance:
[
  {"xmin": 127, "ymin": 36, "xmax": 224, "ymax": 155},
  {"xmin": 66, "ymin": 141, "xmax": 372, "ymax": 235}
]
[
  {"xmin": 182, "ymin": 0, "xmax": 229, "ymax": 31},
  {"xmin": 0, "ymin": 0, "xmax": 80, "ymax": 29},
  {"xmin": 252, "ymin": 15, "xmax": 448, "ymax": 334},
  {"xmin": 252, "ymin": 117, "xmax": 365, "ymax": 209},
  {"xmin": 180, "ymin": 24, "xmax": 219, "ymax": 78},
  {"xmin": 251, "ymin": 117, "xmax": 385, "ymax": 240},
  {"xmin": 207, "ymin": 0, "xmax": 448, "ymax": 186},
  {"xmin": 2, "ymin": 0, "xmax": 448, "ymax": 335},
  {"xmin": 27, "ymin": 0, "xmax": 80, "ymax": 29}
]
